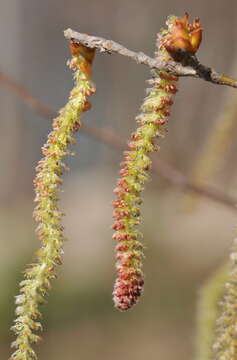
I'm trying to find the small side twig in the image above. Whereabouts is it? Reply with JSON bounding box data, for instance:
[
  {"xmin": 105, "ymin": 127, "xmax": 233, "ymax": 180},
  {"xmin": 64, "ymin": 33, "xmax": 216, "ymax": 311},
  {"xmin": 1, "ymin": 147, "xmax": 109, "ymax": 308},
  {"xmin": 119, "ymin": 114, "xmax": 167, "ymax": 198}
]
[{"xmin": 64, "ymin": 28, "xmax": 237, "ymax": 89}]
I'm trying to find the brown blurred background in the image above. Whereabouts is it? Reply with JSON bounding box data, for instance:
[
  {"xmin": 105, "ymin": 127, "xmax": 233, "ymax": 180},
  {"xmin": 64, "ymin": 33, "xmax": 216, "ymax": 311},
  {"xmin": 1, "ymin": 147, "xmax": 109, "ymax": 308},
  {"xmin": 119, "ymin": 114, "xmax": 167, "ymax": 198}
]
[{"xmin": 1, "ymin": 0, "xmax": 237, "ymax": 359}]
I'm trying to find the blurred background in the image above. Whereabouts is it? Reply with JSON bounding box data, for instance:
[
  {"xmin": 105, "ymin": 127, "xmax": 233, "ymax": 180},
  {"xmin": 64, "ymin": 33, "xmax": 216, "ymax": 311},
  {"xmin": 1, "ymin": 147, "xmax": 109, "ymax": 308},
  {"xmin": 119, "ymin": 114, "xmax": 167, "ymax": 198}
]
[{"xmin": 1, "ymin": 0, "xmax": 237, "ymax": 359}]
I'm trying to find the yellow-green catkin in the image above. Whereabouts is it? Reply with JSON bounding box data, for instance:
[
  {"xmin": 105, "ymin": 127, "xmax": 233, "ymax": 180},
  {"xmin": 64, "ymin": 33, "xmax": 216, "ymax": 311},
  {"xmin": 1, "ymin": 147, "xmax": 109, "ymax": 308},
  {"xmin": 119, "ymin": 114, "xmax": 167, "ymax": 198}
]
[
  {"xmin": 195, "ymin": 264, "xmax": 228, "ymax": 360},
  {"xmin": 10, "ymin": 42, "xmax": 95, "ymax": 360},
  {"xmin": 213, "ymin": 241, "xmax": 237, "ymax": 360},
  {"xmin": 112, "ymin": 17, "xmax": 180, "ymax": 311}
]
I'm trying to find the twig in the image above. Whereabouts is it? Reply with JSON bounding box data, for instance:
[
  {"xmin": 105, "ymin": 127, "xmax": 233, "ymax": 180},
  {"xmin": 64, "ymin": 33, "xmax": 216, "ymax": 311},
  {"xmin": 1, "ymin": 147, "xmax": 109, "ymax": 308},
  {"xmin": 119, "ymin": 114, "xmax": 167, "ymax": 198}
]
[
  {"xmin": 0, "ymin": 70, "xmax": 236, "ymax": 211},
  {"xmin": 64, "ymin": 29, "xmax": 237, "ymax": 89},
  {"xmin": 0, "ymin": 72, "xmax": 56, "ymax": 119}
]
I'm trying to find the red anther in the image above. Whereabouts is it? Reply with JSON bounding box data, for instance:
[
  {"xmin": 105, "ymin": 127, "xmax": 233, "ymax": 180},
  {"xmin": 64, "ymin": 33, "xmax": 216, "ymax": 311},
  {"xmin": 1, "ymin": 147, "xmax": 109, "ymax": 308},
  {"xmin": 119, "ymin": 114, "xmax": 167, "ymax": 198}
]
[
  {"xmin": 133, "ymin": 289, "xmax": 142, "ymax": 296},
  {"xmin": 72, "ymin": 121, "xmax": 81, "ymax": 133},
  {"xmin": 116, "ymin": 244, "xmax": 130, "ymax": 251},
  {"xmin": 116, "ymin": 233, "xmax": 131, "ymax": 241},
  {"xmin": 156, "ymin": 82, "xmax": 177, "ymax": 94},
  {"xmin": 165, "ymin": 84, "xmax": 177, "ymax": 94},
  {"xmin": 84, "ymin": 89, "xmax": 93, "ymax": 97},
  {"xmin": 132, "ymin": 270, "xmax": 142, "ymax": 277},
  {"xmin": 159, "ymin": 72, "xmax": 178, "ymax": 81},
  {"xmin": 113, "ymin": 233, "xmax": 129, "ymax": 241},
  {"xmin": 123, "ymin": 151, "xmax": 132, "ymax": 161},
  {"xmin": 154, "ymin": 83, "xmax": 166, "ymax": 91},
  {"xmin": 128, "ymin": 142, "xmax": 137, "ymax": 150},
  {"xmin": 112, "ymin": 199, "xmax": 124, "ymax": 208},
  {"xmin": 122, "ymin": 233, "xmax": 130, "ymax": 240},
  {"xmin": 120, "ymin": 273, "xmax": 130, "ymax": 281},
  {"xmin": 118, "ymin": 179, "xmax": 130, "ymax": 192},
  {"xmin": 120, "ymin": 161, "xmax": 128, "ymax": 168},
  {"xmin": 155, "ymin": 118, "xmax": 167, "ymax": 126},
  {"xmin": 112, "ymin": 234, "xmax": 122, "ymax": 241},
  {"xmin": 118, "ymin": 178, "xmax": 127, "ymax": 186},
  {"xmin": 113, "ymin": 210, "xmax": 128, "ymax": 219},
  {"xmin": 112, "ymin": 233, "xmax": 119, "ymax": 240},
  {"xmin": 80, "ymin": 87, "xmax": 95, "ymax": 96},
  {"xmin": 166, "ymin": 98, "xmax": 174, "ymax": 106},
  {"xmin": 112, "ymin": 200, "xmax": 118, "ymax": 208},
  {"xmin": 153, "ymin": 103, "xmax": 165, "ymax": 111},
  {"xmin": 112, "ymin": 199, "xmax": 128, "ymax": 208},
  {"xmin": 89, "ymin": 87, "xmax": 96, "ymax": 95},
  {"xmin": 121, "ymin": 261, "xmax": 131, "ymax": 268},
  {"xmin": 113, "ymin": 210, "xmax": 131, "ymax": 219},
  {"xmin": 126, "ymin": 253, "xmax": 138, "ymax": 260},
  {"xmin": 116, "ymin": 253, "xmax": 123, "ymax": 261},
  {"xmin": 117, "ymin": 303, "xmax": 129, "ymax": 311},
  {"xmin": 137, "ymin": 120, "xmax": 145, "ymax": 126},
  {"xmin": 161, "ymin": 97, "xmax": 174, "ymax": 106},
  {"xmin": 118, "ymin": 282, "xmax": 129, "ymax": 290},
  {"xmin": 124, "ymin": 211, "xmax": 131, "ymax": 217},
  {"xmin": 112, "ymin": 210, "xmax": 120, "ymax": 219},
  {"xmin": 130, "ymin": 278, "xmax": 139, "ymax": 286},
  {"xmin": 163, "ymin": 110, "xmax": 171, "ymax": 117},
  {"xmin": 131, "ymin": 132, "xmax": 142, "ymax": 141},
  {"xmin": 113, "ymin": 288, "xmax": 124, "ymax": 297},
  {"xmin": 118, "ymin": 267, "xmax": 125, "ymax": 274},
  {"xmin": 113, "ymin": 187, "xmax": 122, "ymax": 196},
  {"xmin": 119, "ymin": 169, "xmax": 129, "ymax": 177},
  {"xmin": 83, "ymin": 100, "xmax": 91, "ymax": 112},
  {"xmin": 112, "ymin": 221, "xmax": 126, "ymax": 231},
  {"xmin": 123, "ymin": 151, "xmax": 130, "ymax": 157}
]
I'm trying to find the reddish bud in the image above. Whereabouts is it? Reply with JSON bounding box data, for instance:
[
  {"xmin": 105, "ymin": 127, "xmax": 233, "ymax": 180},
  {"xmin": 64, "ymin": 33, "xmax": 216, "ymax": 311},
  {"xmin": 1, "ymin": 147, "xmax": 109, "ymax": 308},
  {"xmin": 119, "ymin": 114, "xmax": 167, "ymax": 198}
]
[
  {"xmin": 69, "ymin": 41, "xmax": 96, "ymax": 63},
  {"xmin": 160, "ymin": 13, "xmax": 202, "ymax": 55}
]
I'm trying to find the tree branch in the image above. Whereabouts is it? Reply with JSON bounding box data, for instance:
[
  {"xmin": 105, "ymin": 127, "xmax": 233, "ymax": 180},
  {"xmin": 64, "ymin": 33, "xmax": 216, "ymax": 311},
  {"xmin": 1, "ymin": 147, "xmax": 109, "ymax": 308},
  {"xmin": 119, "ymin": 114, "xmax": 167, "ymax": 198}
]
[
  {"xmin": 1, "ymin": 70, "xmax": 236, "ymax": 211},
  {"xmin": 64, "ymin": 29, "xmax": 237, "ymax": 89}
]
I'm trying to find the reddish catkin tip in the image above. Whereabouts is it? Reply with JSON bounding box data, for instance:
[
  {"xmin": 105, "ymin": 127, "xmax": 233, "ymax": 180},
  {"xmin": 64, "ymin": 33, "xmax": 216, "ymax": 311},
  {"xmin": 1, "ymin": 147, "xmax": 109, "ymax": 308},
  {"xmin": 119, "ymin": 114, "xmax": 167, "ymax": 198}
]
[{"xmin": 113, "ymin": 273, "xmax": 144, "ymax": 311}]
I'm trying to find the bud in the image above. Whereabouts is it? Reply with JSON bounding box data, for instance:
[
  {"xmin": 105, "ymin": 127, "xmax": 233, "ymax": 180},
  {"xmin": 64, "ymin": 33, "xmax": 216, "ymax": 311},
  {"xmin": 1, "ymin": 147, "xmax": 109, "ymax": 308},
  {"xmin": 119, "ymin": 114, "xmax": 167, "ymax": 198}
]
[{"xmin": 159, "ymin": 13, "xmax": 202, "ymax": 56}]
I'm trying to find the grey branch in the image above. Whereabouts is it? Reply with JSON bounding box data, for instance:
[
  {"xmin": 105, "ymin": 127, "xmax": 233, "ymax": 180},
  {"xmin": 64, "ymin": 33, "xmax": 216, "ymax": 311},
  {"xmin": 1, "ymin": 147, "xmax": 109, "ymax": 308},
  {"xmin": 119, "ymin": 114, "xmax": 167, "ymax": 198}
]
[{"xmin": 64, "ymin": 28, "xmax": 237, "ymax": 89}]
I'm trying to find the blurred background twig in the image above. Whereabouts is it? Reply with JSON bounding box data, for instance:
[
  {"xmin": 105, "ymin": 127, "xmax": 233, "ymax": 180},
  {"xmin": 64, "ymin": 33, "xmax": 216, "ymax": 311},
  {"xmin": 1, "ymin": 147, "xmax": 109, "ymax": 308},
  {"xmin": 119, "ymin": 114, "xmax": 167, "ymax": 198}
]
[
  {"xmin": 183, "ymin": 56, "xmax": 237, "ymax": 211},
  {"xmin": 0, "ymin": 70, "xmax": 236, "ymax": 210}
]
